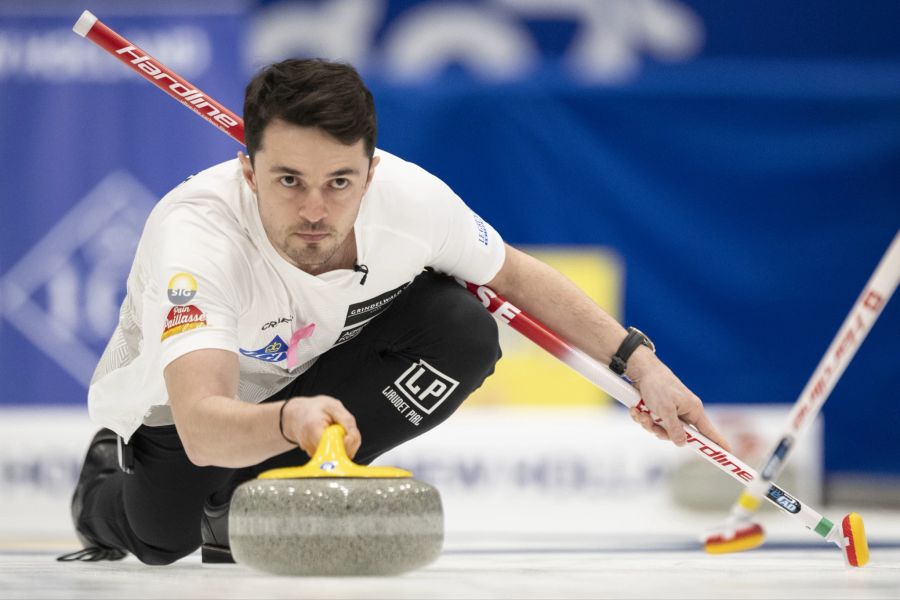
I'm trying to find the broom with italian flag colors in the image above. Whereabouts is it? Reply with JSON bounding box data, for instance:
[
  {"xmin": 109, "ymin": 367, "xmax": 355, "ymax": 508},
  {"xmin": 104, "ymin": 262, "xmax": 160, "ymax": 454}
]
[{"xmin": 703, "ymin": 229, "xmax": 899, "ymax": 564}]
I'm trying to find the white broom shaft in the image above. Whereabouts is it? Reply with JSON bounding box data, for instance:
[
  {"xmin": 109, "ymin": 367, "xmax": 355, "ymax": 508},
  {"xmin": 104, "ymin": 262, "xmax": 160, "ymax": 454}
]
[
  {"xmin": 744, "ymin": 230, "xmax": 900, "ymax": 501},
  {"xmin": 784, "ymin": 230, "xmax": 899, "ymax": 438}
]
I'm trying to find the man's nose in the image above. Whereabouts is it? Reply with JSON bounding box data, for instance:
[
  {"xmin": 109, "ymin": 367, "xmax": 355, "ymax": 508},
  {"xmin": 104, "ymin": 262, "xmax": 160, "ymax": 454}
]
[{"xmin": 298, "ymin": 190, "xmax": 327, "ymax": 222}]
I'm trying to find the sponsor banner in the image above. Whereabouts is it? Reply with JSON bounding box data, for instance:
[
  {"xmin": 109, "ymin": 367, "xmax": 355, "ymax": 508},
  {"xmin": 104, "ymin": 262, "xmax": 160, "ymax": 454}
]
[
  {"xmin": 0, "ymin": 405, "xmax": 822, "ymax": 541},
  {"xmin": 0, "ymin": 8, "xmax": 242, "ymax": 405},
  {"xmin": 376, "ymin": 405, "xmax": 823, "ymax": 533},
  {"xmin": 0, "ymin": 1, "xmax": 897, "ymax": 483},
  {"xmin": 0, "ymin": 408, "xmax": 97, "ymax": 539},
  {"xmin": 374, "ymin": 405, "xmax": 824, "ymax": 534},
  {"xmin": 0, "ymin": 172, "xmax": 157, "ymax": 388},
  {"xmin": 466, "ymin": 247, "xmax": 621, "ymax": 407},
  {"xmin": 248, "ymin": 0, "xmax": 704, "ymax": 84}
]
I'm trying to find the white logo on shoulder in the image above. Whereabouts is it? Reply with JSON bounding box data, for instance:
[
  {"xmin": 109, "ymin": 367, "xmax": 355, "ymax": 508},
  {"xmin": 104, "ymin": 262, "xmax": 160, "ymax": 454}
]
[{"xmin": 394, "ymin": 359, "xmax": 460, "ymax": 415}]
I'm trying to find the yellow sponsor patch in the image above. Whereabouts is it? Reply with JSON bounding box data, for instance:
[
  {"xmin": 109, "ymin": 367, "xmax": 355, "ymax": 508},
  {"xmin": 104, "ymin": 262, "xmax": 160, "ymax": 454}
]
[
  {"xmin": 167, "ymin": 272, "xmax": 198, "ymax": 305},
  {"xmin": 161, "ymin": 304, "xmax": 208, "ymax": 340}
]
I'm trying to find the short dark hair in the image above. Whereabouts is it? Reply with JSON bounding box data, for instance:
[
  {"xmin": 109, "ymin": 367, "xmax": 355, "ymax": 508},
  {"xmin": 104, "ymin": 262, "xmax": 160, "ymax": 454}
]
[{"xmin": 243, "ymin": 58, "xmax": 377, "ymax": 162}]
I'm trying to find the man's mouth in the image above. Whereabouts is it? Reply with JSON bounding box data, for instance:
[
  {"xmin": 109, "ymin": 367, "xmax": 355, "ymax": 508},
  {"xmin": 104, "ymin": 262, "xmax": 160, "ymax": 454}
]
[{"xmin": 293, "ymin": 232, "xmax": 330, "ymax": 242}]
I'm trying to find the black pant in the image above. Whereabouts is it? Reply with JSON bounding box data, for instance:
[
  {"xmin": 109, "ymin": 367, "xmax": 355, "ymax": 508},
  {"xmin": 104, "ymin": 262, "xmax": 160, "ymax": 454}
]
[{"xmin": 79, "ymin": 271, "xmax": 500, "ymax": 565}]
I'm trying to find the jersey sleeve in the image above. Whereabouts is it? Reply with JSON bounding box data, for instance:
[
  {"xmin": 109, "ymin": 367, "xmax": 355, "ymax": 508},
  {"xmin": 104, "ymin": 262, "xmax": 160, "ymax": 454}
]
[
  {"xmin": 422, "ymin": 175, "xmax": 506, "ymax": 284},
  {"xmin": 143, "ymin": 204, "xmax": 248, "ymax": 369}
]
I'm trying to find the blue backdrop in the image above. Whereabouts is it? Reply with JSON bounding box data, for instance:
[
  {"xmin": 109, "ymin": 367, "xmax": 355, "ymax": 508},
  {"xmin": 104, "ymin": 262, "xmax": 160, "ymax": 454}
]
[{"xmin": 1, "ymin": 0, "xmax": 898, "ymax": 478}]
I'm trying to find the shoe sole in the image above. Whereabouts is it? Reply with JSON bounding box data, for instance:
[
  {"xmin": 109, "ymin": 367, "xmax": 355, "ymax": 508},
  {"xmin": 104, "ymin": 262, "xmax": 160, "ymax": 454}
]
[{"xmin": 201, "ymin": 543, "xmax": 234, "ymax": 564}]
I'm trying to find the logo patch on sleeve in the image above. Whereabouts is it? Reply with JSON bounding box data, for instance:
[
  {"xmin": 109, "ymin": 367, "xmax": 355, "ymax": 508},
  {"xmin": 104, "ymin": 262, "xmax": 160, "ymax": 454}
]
[
  {"xmin": 472, "ymin": 213, "xmax": 489, "ymax": 246},
  {"xmin": 161, "ymin": 304, "xmax": 208, "ymax": 340},
  {"xmin": 167, "ymin": 272, "xmax": 198, "ymax": 305},
  {"xmin": 240, "ymin": 335, "xmax": 288, "ymax": 362}
]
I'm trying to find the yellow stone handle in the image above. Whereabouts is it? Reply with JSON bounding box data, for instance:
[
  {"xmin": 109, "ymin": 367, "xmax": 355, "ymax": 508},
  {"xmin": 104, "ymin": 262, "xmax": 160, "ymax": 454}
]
[{"xmin": 258, "ymin": 424, "xmax": 412, "ymax": 479}]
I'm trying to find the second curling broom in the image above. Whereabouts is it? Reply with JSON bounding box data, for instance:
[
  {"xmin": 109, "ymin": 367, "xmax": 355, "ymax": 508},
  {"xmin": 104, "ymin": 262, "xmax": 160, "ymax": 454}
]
[{"xmin": 703, "ymin": 229, "xmax": 900, "ymax": 566}]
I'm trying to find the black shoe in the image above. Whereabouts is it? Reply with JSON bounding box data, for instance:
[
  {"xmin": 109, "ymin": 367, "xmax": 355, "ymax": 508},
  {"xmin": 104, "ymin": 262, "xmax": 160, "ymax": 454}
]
[
  {"xmin": 201, "ymin": 497, "xmax": 234, "ymax": 564},
  {"xmin": 57, "ymin": 429, "xmax": 127, "ymax": 562}
]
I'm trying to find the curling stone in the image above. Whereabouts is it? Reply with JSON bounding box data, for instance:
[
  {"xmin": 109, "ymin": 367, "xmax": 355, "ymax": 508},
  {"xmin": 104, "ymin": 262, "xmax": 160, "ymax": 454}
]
[{"xmin": 228, "ymin": 425, "xmax": 443, "ymax": 576}]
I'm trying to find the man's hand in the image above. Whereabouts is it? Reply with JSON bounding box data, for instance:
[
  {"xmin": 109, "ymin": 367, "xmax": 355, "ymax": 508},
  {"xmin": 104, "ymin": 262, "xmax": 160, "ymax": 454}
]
[
  {"xmin": 282, "ymin": 395, "xmax": 362, "ymax": 459},
  {"xmin": 627, "ymin": 349, "xmax": 731, "ymax": 452}
]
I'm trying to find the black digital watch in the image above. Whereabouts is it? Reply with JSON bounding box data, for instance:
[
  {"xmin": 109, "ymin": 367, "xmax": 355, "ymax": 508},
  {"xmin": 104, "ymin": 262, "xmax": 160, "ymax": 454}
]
[{"xmin": 609, "ymin": 327, "xmax": 655, "ymax": 375}]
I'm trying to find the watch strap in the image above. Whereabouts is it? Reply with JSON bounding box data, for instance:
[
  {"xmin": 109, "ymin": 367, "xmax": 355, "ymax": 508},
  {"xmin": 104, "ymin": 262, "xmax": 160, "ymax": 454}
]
[{"xmin": 609, "ymin": 327, "xmax": 653, "ymax": 375}]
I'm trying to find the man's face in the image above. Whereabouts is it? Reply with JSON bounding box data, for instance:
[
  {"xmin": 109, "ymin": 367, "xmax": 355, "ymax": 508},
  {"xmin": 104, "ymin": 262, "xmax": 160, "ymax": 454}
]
[{"xmin": 239, "ymin": 120, "xmax": 378, "ymax": 274}]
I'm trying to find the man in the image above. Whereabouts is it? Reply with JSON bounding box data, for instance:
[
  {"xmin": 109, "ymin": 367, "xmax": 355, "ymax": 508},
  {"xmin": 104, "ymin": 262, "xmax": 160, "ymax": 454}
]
[{"xmin": 62, "ymin": 58, "xmax": 729, "ymax": 565}]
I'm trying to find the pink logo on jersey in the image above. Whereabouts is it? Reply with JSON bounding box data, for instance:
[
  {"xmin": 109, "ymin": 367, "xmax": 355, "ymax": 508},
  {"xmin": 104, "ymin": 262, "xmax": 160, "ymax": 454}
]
[{"xmin": 286, "ymin": 322, "xmax": 316, "ymax": 369}]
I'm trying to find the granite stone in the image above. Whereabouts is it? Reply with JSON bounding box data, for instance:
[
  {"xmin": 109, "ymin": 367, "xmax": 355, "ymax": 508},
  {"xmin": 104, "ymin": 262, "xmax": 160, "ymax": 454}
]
[{"xmin": 229, "ymin": 478, "xmax": 444, "ymax": 576}]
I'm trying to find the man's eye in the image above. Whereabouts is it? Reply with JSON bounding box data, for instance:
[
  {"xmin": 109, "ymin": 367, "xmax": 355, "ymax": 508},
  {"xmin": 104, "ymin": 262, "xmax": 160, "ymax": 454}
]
[
  {"xmin": 280, "ymin": 176, "xmax": 298, "ymax": 187},
  {"xmin": 331, "ymin": 178, "xmax": 349, "ymax": 190}
]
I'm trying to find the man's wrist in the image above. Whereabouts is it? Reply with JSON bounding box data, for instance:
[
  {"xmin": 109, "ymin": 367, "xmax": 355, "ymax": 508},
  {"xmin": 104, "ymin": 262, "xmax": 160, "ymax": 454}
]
[
  {"xmin": 609, "ymin": 326, "xmax": 655, "ymax": 376},
  {"xmin": 279, "ymin": 398, "xmax": 297, "ymax": 444},
  {"xmin": 624, "ymin": 345, "xmax": 657, "ymax": 382}
]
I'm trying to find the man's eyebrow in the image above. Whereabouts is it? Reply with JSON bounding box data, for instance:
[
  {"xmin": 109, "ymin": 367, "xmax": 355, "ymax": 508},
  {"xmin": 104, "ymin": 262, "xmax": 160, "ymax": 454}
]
[
  {"xmin": 269, "ymin": 165, "xmax": 303, "ymax": 175},
  {"xmin": 328, "ymin": 168, "xmax": 359, "ymax": 177},
  {"xmin": 268, "ymin": 166, "xmax": 360, "ymax": 177}
]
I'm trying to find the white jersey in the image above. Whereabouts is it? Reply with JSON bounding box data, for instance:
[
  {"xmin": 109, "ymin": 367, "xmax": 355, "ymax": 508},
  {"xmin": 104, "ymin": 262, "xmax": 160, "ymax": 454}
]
[{"xmin": 89, "ymin": 150, "xmax": 505, "ymax": 441}]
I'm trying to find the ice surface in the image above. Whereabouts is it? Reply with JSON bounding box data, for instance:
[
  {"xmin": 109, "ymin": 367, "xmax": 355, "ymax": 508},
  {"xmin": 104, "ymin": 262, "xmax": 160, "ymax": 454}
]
[{"xmin": 3, "ymin": 508, "xmax": 899, "ymax": 599}]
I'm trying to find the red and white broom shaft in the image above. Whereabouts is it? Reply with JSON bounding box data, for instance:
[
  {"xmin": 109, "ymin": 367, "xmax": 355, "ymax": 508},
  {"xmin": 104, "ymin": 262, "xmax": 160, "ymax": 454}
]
[
  {"xmin": 735, "ymin": 230, "xmax": 900, "ymax": 517},
  {"xmin": 74, "ymin": 11, "xmax": 244, "ymax": 145},
  {"xmin": 465, "ymin": 283, "xmax": 839, "ymax": 538},
  {"xmin": 73, "ymin": 8, "xmax": 840, "ymax": 543}
]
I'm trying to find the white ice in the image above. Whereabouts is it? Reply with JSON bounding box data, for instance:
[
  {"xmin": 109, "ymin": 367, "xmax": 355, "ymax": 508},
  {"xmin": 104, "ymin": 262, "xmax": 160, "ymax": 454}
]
[{"xmin": 3, "ymin": 508, "xmax": 899, "ymax": 599}]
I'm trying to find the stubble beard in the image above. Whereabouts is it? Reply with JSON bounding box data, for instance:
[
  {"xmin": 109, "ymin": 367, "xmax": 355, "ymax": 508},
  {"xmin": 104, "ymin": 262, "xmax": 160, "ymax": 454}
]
[{"xmin": 282, "ymin": 228, "xmax": 349, "ymax": 274}]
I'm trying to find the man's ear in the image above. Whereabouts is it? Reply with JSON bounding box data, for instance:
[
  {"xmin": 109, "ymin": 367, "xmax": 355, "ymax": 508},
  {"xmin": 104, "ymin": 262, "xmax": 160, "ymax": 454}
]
[
  {"xmin": 364, "ymin": 155, "xmax": 381, "ymax": 192},
  {"xmin": 238, "ymin": 151, "xmax": 257, "ymax": 193}
]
